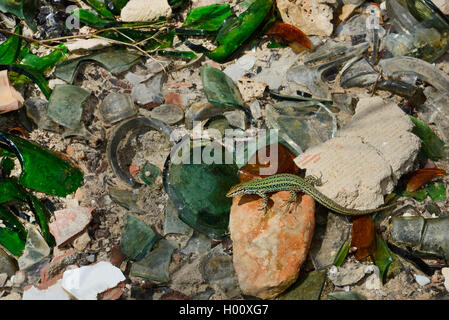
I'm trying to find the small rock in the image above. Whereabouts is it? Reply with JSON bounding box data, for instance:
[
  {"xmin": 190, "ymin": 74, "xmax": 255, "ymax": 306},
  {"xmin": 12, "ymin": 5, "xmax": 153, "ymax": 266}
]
[
  {"xmin": 163, "ymin": 92, "xmax": 184, "ymax": 108},
  {"xmin": 276, "ymin": 0, "xmax": 334, "ymax": 36},
  {"xmin": 433, "ymin": 0, "xmax": 449, "ymax": 15},
  {"xmin": 230, "ymin": 192, "xmax": 315, "ymax": 299},
  {"xmin": 151, "ymin": 104, "xmax": 185, "ymax": 125},
  {"xmin": 328, "ymin": 264, "xmax": 369, "ymax": 287},
  {"xmin": 72, "ymin": 231, "xmax": 91, "ymax": 252},
  {"xmin": 0, "ymin": 292, "xmax": 21, "ymax": 300},
  {"xmin": 414, "ymin": 274, "xmax": 431, "ymax": 286},
  {"xmin": 223, "ymin": 54, "xmax": 256, "ymax": 82},
  {"xmin": 237, "ymin": 79, "xmax": 267, "ymax": 102},
  {"xmin": 121, "ymin": 0, "xmax": 172, "ymax": 22},
  {"xmin": 12, "ymin": 270, "xmax": 26, "ymax": 286},
  {"xmin": 0, "ymin": 247, "xmax": 18, "ymax": 277},
  {"xmin": 61, "ymin": 261, "xmax": 126, "ymax": 300},
  {"xmin": 442, "ymin": 268, "xmax": 449, "ymax": 292},
  {"xmin": 65, "ymin": 39, "xmax": 111, "ymax": 52},
  {"xmin": 131, "ymin": 73, "xmax": 164, "ymax": 105},
  {"xmin": 365, "ymin": 266, "xmax": 381, "ymax": 290},
  {"xmin": 49, "ymin": 207, "xmax": 94, "ymax": 246},
  {"xmin": 0, "ymin": 273, "xmax": 7, "ymax": 287}
]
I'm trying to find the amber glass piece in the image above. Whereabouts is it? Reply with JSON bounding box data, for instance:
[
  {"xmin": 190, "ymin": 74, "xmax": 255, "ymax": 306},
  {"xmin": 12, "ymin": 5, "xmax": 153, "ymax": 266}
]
[
  {"xmin": 405, "ymin": 168, "xmax": 446, "ymax": 193},
  {"xmin": 238, "ymin": 143, "xmax": 300, "ymax": 183},
  {"xmin": 351, "ymin": 215, "xmax": 376, "ymax": 261},
  {"xmin": 266, "ymin": 22, "xmax": 313, "ymax": 52}
]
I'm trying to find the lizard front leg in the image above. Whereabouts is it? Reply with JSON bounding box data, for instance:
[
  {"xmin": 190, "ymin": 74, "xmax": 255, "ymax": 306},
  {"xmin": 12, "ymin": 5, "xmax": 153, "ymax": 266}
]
[{"xmin": 256, "ymin": 192, "xmax": 269, "ymax": 214}]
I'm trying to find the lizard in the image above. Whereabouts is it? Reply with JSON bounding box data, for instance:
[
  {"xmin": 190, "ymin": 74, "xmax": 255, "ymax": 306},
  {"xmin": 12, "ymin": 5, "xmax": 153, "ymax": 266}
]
[{"xmin": 225, "ymin": 173, "xmax": 399, "ymax": 216}]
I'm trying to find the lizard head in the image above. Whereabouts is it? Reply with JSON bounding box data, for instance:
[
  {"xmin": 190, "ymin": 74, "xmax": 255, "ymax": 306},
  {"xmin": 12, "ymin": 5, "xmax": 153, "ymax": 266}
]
[{"xmin": 226, "ymin": 183, "xmax": 247, "ymax": 198}]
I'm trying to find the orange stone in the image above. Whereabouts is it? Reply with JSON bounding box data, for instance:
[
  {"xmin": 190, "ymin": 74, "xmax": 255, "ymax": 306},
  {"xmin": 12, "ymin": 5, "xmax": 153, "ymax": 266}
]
[{"xmin": 229, "ymin": 191, "xmax": 315, "ymax": 299}]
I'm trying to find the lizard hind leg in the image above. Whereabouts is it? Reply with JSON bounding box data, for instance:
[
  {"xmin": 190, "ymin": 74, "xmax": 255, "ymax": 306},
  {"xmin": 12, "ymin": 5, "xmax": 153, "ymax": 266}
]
[
  {"xmin": 280, "ymin": 190, "xmax": 300, "ymax": 212},
  {"xmin": 304, "ymin": 172, "xmax": 326, "ymax": 187}
]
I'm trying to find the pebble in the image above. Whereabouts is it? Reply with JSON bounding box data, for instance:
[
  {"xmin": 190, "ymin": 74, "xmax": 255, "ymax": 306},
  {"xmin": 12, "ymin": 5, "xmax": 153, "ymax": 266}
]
[
  {"xmin": 150, "ymin": 104, "xmax": 185, "ymax": 125},
  {"xmin": 414, "ymin": 274, "xmax": 431, "ymax": 286},
  {"xmin": 0, "ymin": 273, "xmax": 7, "ymax": 287},
  {"xmin": 442, "ymin": 268, "xmax": 449, "ymax": 292}
]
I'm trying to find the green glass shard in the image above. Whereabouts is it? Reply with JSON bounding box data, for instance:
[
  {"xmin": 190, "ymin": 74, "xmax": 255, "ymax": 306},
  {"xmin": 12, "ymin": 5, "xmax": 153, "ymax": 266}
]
[
  {"xmin": 0, "ymin": 205, "xmax": 27, "ymax": 257},
  {"xmin": 0, "ymin": 132, "xmax": 84, "ymax": 198},
  {"xmin": 0, "ymin": 0, "xmax": 38, "ymax": 31},
  {"xmin": 156, "ymin": 50, "xmax": 197, "ymax": 60},
  {"xmin": 140, "ymin": 163, "xmax": 161, "ymax": 186},
  {"xmin": 0, "ymin": 64, "xmax": 52, "ymax": 99},
  {"xmin": 201, "ymin": 63, "xmax": 244, "ymax": 108},
  {"xmin": 334, "ymin": 240, "xmax": 350, "ymax": 267},
  {"xmin": 130, "ymin": 238, "xmax": 176, "ymax": 282},
  {"xmin": 168, "ymin": 0, "xmax": 186, "ymax": 9},
  {"xmin": 373, "ymin": 235, "xmax": 395, "ymax": 284},
  {"xmin": 54, "ymin": 50, "xmax": 142, "ymax": 84},
  {"xmin": 425, "ymin": 180, "xmax": 446, "ymax": 202},
  {"xmin": 410, "ymin": 115, "xmax": 449, "ymax": 161},
  {"xmin": 17, "ymin": 224, "xmax": 50, "ymax": 270},
  {"xmin": 0, "ymin": 178, "xmax": 55, "ymax": 246},
  {"xmin": 20, "ymin": 44, "xmax": 68, "ymax": 73},
  {"xmin": 207, "ymin": 0, "xmax": 273, "ymax": 62},
  {"xmin": 70, "ymin": 8, "xmax": 117, "ymax": 28},
  {"xmin": 327, "ymin": 291, "xmax": 366, "ymax": 300},
  {"xmin": 0, "ymin": 25, "xmax": 22, "ymax": 65},
  {"xmin": 1, "ymin": 156, "xmax": 15, "ymax": 176},
  {"xmin": 120, "ymin": 213, "xmax": 159, "ymax": 261},
  {"xmin": 183, "ymin": 4, "xmax": 232, "ymax": 32},
  {"xmin": 164, "ymin": 139, "xmax": 240, "ymax": 238},
  {"xmin": 85, "ymin": 0, "xmax": 116, "ymax": 19},
  {"xmin": 47, "ymin": 84, "xmax": 91, "ymax": 130},
  {"xmin": 104, "ymin": 0, "xmax": 129, "ymax": 15},
  {"xmin": 145, "ymin": 30, "xmax": 175, "ymax": 51},
  {"xmin": 277, "ymin": 270, "xmax": 327, "ymax": 300}
]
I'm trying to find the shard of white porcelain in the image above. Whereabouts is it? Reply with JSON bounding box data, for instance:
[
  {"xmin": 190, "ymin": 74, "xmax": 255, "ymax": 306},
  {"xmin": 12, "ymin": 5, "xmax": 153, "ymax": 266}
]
[
  {"xmin": 61, "ymin": 261, "xmax": 125, "ymax": 300},
  {"xmin": 22, "ymin": 279, "xmax": 71, "ymax": 300}
]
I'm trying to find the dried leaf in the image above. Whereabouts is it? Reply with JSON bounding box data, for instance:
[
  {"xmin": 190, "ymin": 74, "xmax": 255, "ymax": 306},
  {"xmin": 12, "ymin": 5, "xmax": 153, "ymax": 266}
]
[
  {"xmin": 266, "ymin": 22, "xmax": 313, "ymax": 51},
  {"xmin": 351, "ymin": 215, "xmax": 376, "ymax": 261},
  {"xmin": 406, "ymin": 168, "xmax": 446, "ymax": 193}
]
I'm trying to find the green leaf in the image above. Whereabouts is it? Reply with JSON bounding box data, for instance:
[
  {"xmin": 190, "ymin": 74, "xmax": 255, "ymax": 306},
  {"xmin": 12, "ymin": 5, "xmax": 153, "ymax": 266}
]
[
  {"xmin": 84, "ymin": 0, "xmax": 116, "ymax": 19},
  {"xmin": 207, "ymin": 0, "xmax": 273, "ymax": 62},
  {"xmin": 183, "ymin": 4, "xmax": 232, "ymax": 32},
  {"xmin": 410, "ymin": 115, "xmax": 449, "ymax": 161},
  {"xmin": 373, "ymin": 235, "xmax": 394, "ymax": 284},
  {"xmin": 0, "ymin": 25, "xmax": 22, "ymax": 65},
  {"xmin": 425, "ymin": 180, "xmax": 446, "ymax": 202}
]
